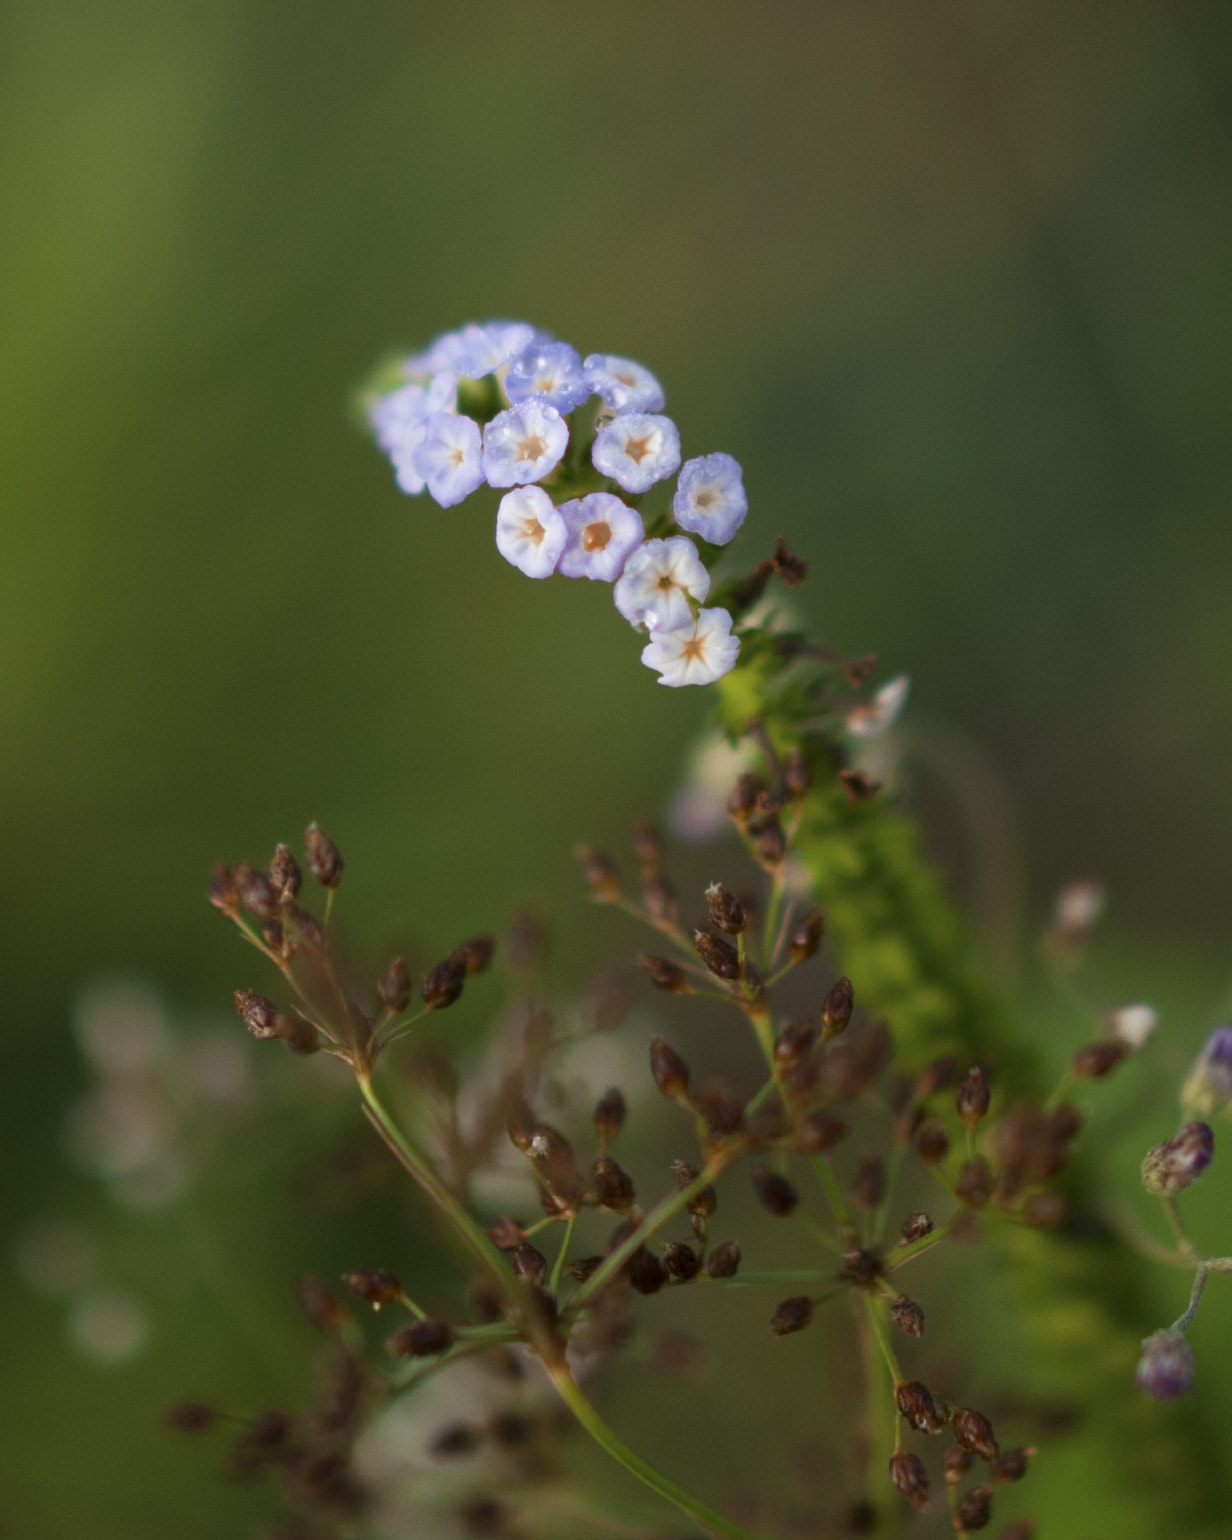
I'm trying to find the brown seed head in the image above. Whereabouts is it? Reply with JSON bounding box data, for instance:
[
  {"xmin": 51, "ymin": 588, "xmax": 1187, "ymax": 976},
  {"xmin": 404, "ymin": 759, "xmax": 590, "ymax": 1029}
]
[
  {"xmin": 511, "ymin": 1243, "xmax": 547, "ymax": 1285},
  {"xmin": 304, "ymin": 822, "xmax": 343, "ymax": 888},
  {"xmin": 389, "ymin": 1319, "xmax": 456, "ymax": 1358},
  {"xmin": 943, "ymin": 1442, "xmax": 972, "ymax": 1484},
  {"xmin": 575, "ymin": 844, "xmax": 620, "ymax": 902},
  {"xmin": 774, "ymin": 1018, "xmax": 817, "ymax": 1069},
  {"xmin": 593, "ymin": 1087, "xmax": 627, "ymax": 1146},
  {"xmin": 990, "ymin": 1447, "xmax": 1033, "ymax": 1483},
  {"xmin": 627, "ymin": 1247, "xmax": 668, "ymax": 1295},
  {"xmin": 674, "ymin": 1161, "xmax": 717, "ymax": 1217},
  {"xmin": 852, "ymin": 1152, "xmax": 886, "ymax": 1211},
  {"xmin": 956, "ymin": 1065, "xmax": 991, "ymax": 1129},
  {"xmin": 752, "ymin": 1165, "xmax": 799, "ymax": 1216},
  {"xmin": 694, "ymin": 928, "xmax": 740, "ymax": 980},
  {"xmin": 638, "ymin": 954, "xmax": 691, "ymax": 993},
  {"xmin": 752, "ymin": 820, "xmax": 787, "ymax": 868},
  {"xmin": 797, "ymin": 1109, "xmax": 849, "ymax": 1154},
  {"xmin": 234, "ymin": 989, "xmax": 284, "ymax": 1040},
  {"xmin": 343, "ymin": 1268, "xmax": 402, "ymax": 1308},
  {"xmin": 1022, "ymin": 1191, "xmax": 1066, "ymax": 1228},
  {"xmin": 663, "ymin": 1242, "xmax": 700, "ymax": 1281},
  {"xmin": 889, "ymin": 1450, "xmax": 930, "ymax": 1511},
  {"xmin": 957, "ymin": 1486, "xmax": 993, "ymax": 1530},
  {"xmin": 234, "ymin": 862, "xmax": 280, "ymax": 921},
  {"xmin": 789, "ymin": 907, "xmax": 824, "ymax": 963},
  {"xmin": 728, "ymin": 772, "xmax": 766, "ymax": 820},
  {"xmin": 1072, "ymin": 1039, "xmax": 1129, "ymax": 1079},
  {"xmin": 771, "ymin": 1295, "xmax": 813, "ymax": 1335},
  {"xmin": 593, "ymin": 1156, "xmax": 635, "ymax": 1213},
  {"xmin": 208, "ymin": 862, "xmax": 239, "ymax": 916},
  {"xmin": 650, "ymin": 1037, "xmax": 690, "ymax": 1101},
  {"xmin": 566, "ymin": 1255, "xmax": 605, "ymax": 1283},
  {"xmin": 896, "ymin": 1380, "xmax": 942, "ymax": 1434},
  {"xmin": 782, "ymin": 747, "xmax": 811, "ymax": 800},
  {"xmin": 458, "ymin": 935, "xmax": 496, "ymax": 975},
  {"xmin": 641, "ymin": 871, "xmax": 678, "ymax": 924},
  {"xmin": 956, "ymin": 1156, "xmax": 995, "ymax": 1208},
  {"xmin": 296, "ymin": 1274, "xmax": 348, "ymax": 1333},
  {"xmin": 268, "ymin": 844, "xmax": 301, "ymax": 902},
  {"xmin": 889, "ymin": 1294, "xmax": 925, "ymax": 1338},
  {"xmin": 952, "ymin": 1407, "xmax": 999, "ymax": 1460},
  {"xmin": 840, "ymin": 1248, "xmax": 883, "ymax": 1288},
  {"xmin": 705, "ymin": 882, "xmax": 746, "ymax": 935},
  {"xmin": 631, "ymin": 817, "xmax": 665, "ymax": 868},
  {"xmin": 421, "ymin": 953, "xmax": 467, "ymax": 1009},
  {"xmin": 916, "ymin": 1055, "xmax": 958, "ymax": 1097},
  {"xmin": 915, "ymin": 1116, "xmax": 950, "ymax": 1166},
  {"xmin": 706, "ymin": 1240, "xmax": 741, "ymax": 1278},
  {"xmin": 821, "ymin": 977, "xmax": 854, "ymax": 1039},
  {"xmin": 377, "ymin": 956, "xmax": 412, "ymax": 1015},
  {"xmin": 901, "ymin": 1211, "xmax": 933, "ymax": 1242}
]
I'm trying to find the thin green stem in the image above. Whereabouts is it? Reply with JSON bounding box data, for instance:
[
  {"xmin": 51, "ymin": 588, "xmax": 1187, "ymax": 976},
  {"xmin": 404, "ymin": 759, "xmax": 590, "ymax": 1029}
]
[
  {"xmin": 863, "ymin": 1294, "xmax": 902, "ymax": 1384},
  {"xmin": 374, "ymin": 1002, "xmax": 434, "ymax": 1051},
  {"xmin": 812, "ymin": 1154, "xmax": 856, "ymax": 1234},
  {"xmin": 743, "ymin": 1075, "xmax": 779, "ymax": 1118},
  {"xmin": 545, "ymin": 1362, "xmax": 767, "ymax": 1540},
  {"xmin": 1172, "ymin": 1265, "xmax": 1209, "ymax": 1335},
  {"xmin": 885, "ymin": 1221, "xmax": 953, "ymax": 1273},
  {"xmin": 704, "ymin": 1269, "xmax": 833, "ymax": 1286},
  {"xmin": 1161, "ymin": 1195, "xmax": 1200, "ymax": 1262},
  {"xmin": 549, "ymin": 1212, "xmax": 578, "ymax": 1295},
  {"xmin": 389, "ymin": 1325, "xmax": 518, "ymax": 1390}
]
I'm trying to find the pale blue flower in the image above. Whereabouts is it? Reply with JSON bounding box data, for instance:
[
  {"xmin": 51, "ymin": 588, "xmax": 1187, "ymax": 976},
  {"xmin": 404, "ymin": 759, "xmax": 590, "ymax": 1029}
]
[
  {"xmin": 482, "ymin": 399, "xmax": 569, "ymax": 488},
  {"xmin": 641, "ymin": 608, "xmax": 740, "ymax": 687},
  {"xmin": 495, "ymin": 487, "xmax": 568, "ymax": 578},
  {"xmin": 505, "ymin": 342, "xmax": 591, "ymax": 413},
  {"xmin": 412, "ymin": 321, "xmax": 535, "ymax": 380},
  {"xmin": 613, "ymin": 536, "xmax": 708, "ymax": 631},
  {"xmin": 672, "ymin": 453, "xmax": 747, "ymax": 545},
  {"xmin": 410, "ymin": 412, "xmax": 484, "ymax": 507},
  {"xmin": 1183, "ymin": 1027, "xmax": 1232, "ymax": 1115},
  {"xmin": 592, "ymin": 413, "xmax": 681, "ymax": 494},
  {"xmin": 583, "ymin": 355, "xmax": 665, "ymax": 414},
  {"xmin": 557, "ymin": 493, "xmax": 644, "ymax": 582}
]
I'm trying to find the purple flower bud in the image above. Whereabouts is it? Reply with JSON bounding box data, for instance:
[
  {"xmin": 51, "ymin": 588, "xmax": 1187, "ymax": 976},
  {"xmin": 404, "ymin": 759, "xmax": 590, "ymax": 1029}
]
[
  {"xmin": 1141, "ymin": 1121, "xmax": 1214, "ymax": 1195},
  {"xmin": 1135, "ymin": 1328, "xmax": 1195, "ymax": 1400},
  {"xmin": 1182, "ymin": 1027, "xmax": 1232, "ymax": 1115}
]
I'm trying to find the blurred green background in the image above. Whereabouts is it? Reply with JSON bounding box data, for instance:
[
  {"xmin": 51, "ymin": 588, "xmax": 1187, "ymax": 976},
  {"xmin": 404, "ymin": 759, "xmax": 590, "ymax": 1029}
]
[{"xmin": 4, "ymin": 1, "xmax": 1232, "ymax": 1534}]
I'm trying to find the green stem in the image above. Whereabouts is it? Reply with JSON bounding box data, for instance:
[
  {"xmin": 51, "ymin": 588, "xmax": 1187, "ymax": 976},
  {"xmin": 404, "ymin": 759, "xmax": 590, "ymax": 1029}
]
[
  {"xmin": 549, "ymin": 1212, "xmax": 578, "ymax": 1295},
  {"xmin": 546, "ymin": 1362, "xmax": 767, "ymax": 1540},
  {"xmin": 812, "ymin": 1154, "xmax": 856, "ymax": 1233},
  {"xmin": 1172, "ymin": 1265, "xmax": 1209, "ymax": 1335},
  {"xmin": 705, "ymin": 1269, "xmax": 833, "ymax": 1286},
  {"xmin": 863, "ymin": 1293, "xmax": 902, "ymax": 1384},
  {"xmin": 885, "ymin": 1221, "xmax": 954, "ymax": 1273}
]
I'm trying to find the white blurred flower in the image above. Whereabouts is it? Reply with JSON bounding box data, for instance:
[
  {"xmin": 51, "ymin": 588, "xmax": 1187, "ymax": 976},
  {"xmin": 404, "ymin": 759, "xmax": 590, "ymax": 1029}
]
[
  {"xmin": 73, "ymin": 980, "xmax": 168, "ymax": 1077},
  {"xmin": 845, "ymin": 675, "xmax": 911, "ymax": 738},
  {"xmin": 67, "ymin": 1290, "xmax": 150, "ymax": 1366},
  {"xmin": 1107, "ymin": 1003, "xmax": 1158, "ymax": 1049},
  {"xmin": 668, "ymin": 732, "xmax": 759, "ymax": 842}
]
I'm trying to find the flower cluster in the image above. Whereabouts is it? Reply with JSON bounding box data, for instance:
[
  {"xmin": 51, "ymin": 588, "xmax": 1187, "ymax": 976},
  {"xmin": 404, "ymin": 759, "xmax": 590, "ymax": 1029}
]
[{"xmin": 366, "ymin": 322, "xmax": 747, "ymax": 686}]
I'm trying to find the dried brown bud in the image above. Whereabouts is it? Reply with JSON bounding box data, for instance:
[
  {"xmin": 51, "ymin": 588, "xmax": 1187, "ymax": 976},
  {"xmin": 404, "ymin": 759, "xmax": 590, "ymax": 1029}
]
[
  {"xmin": 774, "ymin": 1019, "xmax": 817, "ymax": 1068},
  {"xmin": 486, "ymin": 1217, "xmax": 525, "ymax": 1250},
  {"xmin": 343, "ymin": 1269, "xmax": 401, "ymax": 1308},
  {"xmin": 1072, "ymin": 1039, "xmax": 1129, "ymax": 1079},
  {"xmin": 821, "ymin": 977, "xmax": 854, "ymax": 1039},
  {"xmin": 957, "ymin": 1486, "xmax": 993, "ymax": 1530},
  {"xmin": 528, "ymin": 1125, "xmax": 584, "ymax": 1206},
  {"xmin": 694, "ymin": 1084, "xmax": 746, "ymax": 1142},
  {"xmin": 511, "ymin": 1244, "xmax": 547, "ymax": 1285},
  {"xmin": 1022, "ymin": 1191, "xmax": 1066, "ymax": 1228},
  {"xmin": 640, "ymin": 872, "xmax": 677, "ymax": 925},
  {"xmin": 752, "ymin": 820, "xmax": 787, "ymax": 867},
  {"xmin": 782, "ymin": 747, "xmax": 810, "ymax": 800},
  {"xmin": 694, "ymin": 928, "xmax": 740, "ymax": 980},
  {"xmin": 915, "ymin": 1116, "xmax": 950, "ymax": 1166},
  {"xmin": 840, "ymin": 1248, "xmax": 883, "ymax": 1287},
  {"xmin": 627, "ymin": 1248, "xmax": 668, "ymax": 1295},
  {"xmin": 889, "ymin": 1450, "xmax": 930, "ymax": 1511},
  {"xmin": 707, "ymin": 1240, "xmax": 741, "ymax": 1278},
  {"xmin": 268, "ymin": 844, "xmax": 301, "ymax": 902},
  {"xmin": 705, "ymin": 882, "xmax": 746, "ymax": 935},
  {"xmin": 377, "ymin": 956, "xmax": 412, "ymax": 1015},
  {"xmin": 507, "ymin": 1102, "xmax": 537, "ymax": 1153},
  {"xmin": 650, "ymin": 1037, "xmax": 690, "ymax": 1101},
  {"xmin": 674, "ymin": 1161, "xmax": 717, "ymax": 1217},
  {"xmin": 305, "ymin": 822, "xmax": 344, "ymax": 888},
  {"xmin": 566, "ymin": 1256, "xmax": 605, "ymax": 1283},
  {"xmin": 896, "ymin": 1380, "xmax": 942, "ymax": 1434},
  {"xmin": 752, "ymin": 1166, "xmax": 799, "ymax": 1216},
  {"xmin": 788, "ymin": 907, "xmax": 825, "ymax": 963},
  {"xmin": 943, "ymin": 1442, "xmax": 973, "ymax": 1484},
  {"xmin": 208, "ymin": 862, "xmax": 239, "ymax": 915},
  {"xmin": 458, "ymin": 935, "xmax": 496, "ymax": 975},
  {"xmin": 852, "ymin": 1152, "xmax": 886, "ymax": 1211},
  {"xmin": 728, "ymin": 772, "xmax": 766, "ymax": 820},
  {"xmin": 638, "ymin": 954, "xmax": 691, "ymax": 993},
  {"xmin": 296, "ymin": 1274, "xmax": 348, "ymax": 1333},
  {"xmin": 631, "ymin": 818, "xmax": 665, "ymax": 868},
  {"xmin": 956, "ymin": 1156, "xmax": 995, "ymax": 1208},
  {"xmin": 432, "ymin": 1423, "xmax": 482, "ymax": 1458},
  {"xmin": 165, "ymin": 1400, "xmax": 218, "ymax": 1433},
  {"xmin": 952, "ymin": 1407, "xmax": 999, "ymax": 1461},
  {"xmin": 917, "ymin": 1055, "xmax": 958, "ymax": 1097},
  {"xmin": 421, "ymin": 953, "xmax": 466, "ymax": 1010},
  {"xmin": 889, "ymin": 1294, "xmax": 924, "ymax": 1338},
  {"xmin": 771, "ymin": 1296, "xmax": 813, "ymax": 1335},
  {"xmin": 663, "ymin": 1242, "xmax": 700, "ymax": 1281},
  {"xmin": 575, "ymin": 844, "xmax": 620, "ymax": 902},
  {"xmin": 990, "ymin": 1447, "xmax": 1033, "ymax": 1483},
  {"xmin": 389, "ymin": 1319, "xmax": 455, "ymax": 1358},
  {"xmin": 901, "ymin": 1212, "xmax": 933, "ymax": 1242},
  {"xmin": 234, "ymin": 862, "xmax": 280, "ymax": 921},
  {"xmin": 593, "ymin": 1156, "xmax": 635, "ymax": 1213},
  {"xmin": 594, "ymin": 1087, "xmax": 627, "ymax": 1146},
  {"xmin": 797, "ymin": 1109, "xmax": 849, "ymax": 1153},
  {"xmin": 956, "ymin": 1065, "xmax": 991, "ymax": 1129},
  {"xmin": 234, "ymin": 989, "xmax": 283, "ymax": 1040}
]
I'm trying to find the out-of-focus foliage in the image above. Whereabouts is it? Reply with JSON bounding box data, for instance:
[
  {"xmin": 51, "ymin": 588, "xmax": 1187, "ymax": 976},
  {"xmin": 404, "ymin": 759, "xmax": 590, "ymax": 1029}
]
[{"xmin": 4, "ymin": 2, "xmax": 1232, "ymax": 1536}]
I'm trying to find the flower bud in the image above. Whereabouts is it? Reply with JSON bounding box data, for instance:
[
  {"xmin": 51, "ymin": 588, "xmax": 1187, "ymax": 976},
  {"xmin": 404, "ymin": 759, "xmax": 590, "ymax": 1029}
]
[
  {"xmin": 770, "ymin": 1296, "xmax": 813, "ymax": 1336},
  {"xmin": 234, "ymin": 989, "xmax": 284, "ymax": 1040},
  {"xmin": 789, "ymin": 908, "xmax": 824, "ymax": 963},
  {"xmin": 575, "ymin": 844, "xmax": 620, "ymax": 902},
  {"xmin": 268, "ymin": 844, "xmax": 301, "ymax": 902},
  {"xmin": 796, "ymin": 1109, "xmax": 848, "ymax": 1154},
  {"xmin": 705, "ymin": 882, "xmax": 746, "ymax": 935},
  {"xmin": 282, "ymin": 1015, "xmax": 320, "ymax": 1054},
  {"xmin": 566, "ymin": 1256, "xmax": 605, "ymax": 1284},
  {"xmin": 305, "ymin": 822, "xmax": 344, "ymax": 888},
  {"xmin": 1182, "ymin": 1027, "xmax": 1232, "ymax": 1115},
  {"xmin": 821, "ymin": 977, "xmax": 854, "ymax": 1039},
  {"xmin": 343, "ymin": 1269, "xmax": 401, "ymax": 1309},
  {"xmin": 674, "ymin": 1160, "xmax": 717, "ymax": 1217},
  {"xmin": 1072, "ymin": 1039, "xmax": 1128, "ymax": 1079},
  {"xmin": 752, "ymin": 820, "xmax": 787, "ymax": 868},
  {"xmin": 852, "ymin": 1152, "xmax": 886, "ymax": 1211},
  {"xmin": 952, "ymin": 1407, "xmax": 999, "ymax": 1460},
  {"xmin": 915, "ymin": 1116, "xmax": 950, "ymax": 1166},
  {"xmin": 916, "ymin": 1055, "xmax": 958, "ymax": 1097},
  {"xmin": 901, "ymin": 1212, "xmax": 933, "ymax": 1242},
  {"xmin": 774, "ymin": 1019, "xmax": 817, "ymax": 1068},
  {"xmin": 663, "ymin": 1242, "xmax": 700, "ymax": 1281},
  {"xmin": 707, "ymin": 1240, "xmax": 741, "ymax": 1278},
  {"xmin": 296, "ymin": 1274, "xmax": 348, "ymax": 1333},
  {"xmin": 650, "ymin": 1038, "xmax": 690, "ymax": 1101},
  {"xmin": 728, "ymin": 772, "xmax": 766, "ymax": 821},
  {"xmin": 840, "ymin": 1248, "xmax": 882, "ymax": 1287},
  {"xmin": 694, "ymin": 928, "xmax": 740, "ymax": 980},
  {"xmin": 511, "ymin": 1244, "xmax": 547, "ymax": 1285},
  {"xmin": 752, "ymin": 1166, "xmax": 799, "ymax": 1216},
  {"xmin": 638, "ymin": 954, "xmax": 691, "ymax": 994},
  {"xmin": 234, "ymin": 862, "xmax": 280, "ymax": 921},
  {"xmin": 957, "ymin": 1486, "xmax": 992, "ymax": 1530},
  {"xmin": 956, "ymin": 1156, "xmax": 994, "ymax": 1207},
  {"xmin": 889, "ymin": 1294, "xmax": 924, "ymax": 1338},
  {"xmin": 628, "ymin": 1248, "xmax": 668, "ymax": 1295},
  {"xmin": 782, "ymin": 747, "xmax": 810, "ymax": 800},
  {"xmin": 593, "ymin": 1156, "xmax": 635, "ymax": 1213},
  {"xmin": 895, "ymin": 1380, "xmax": 942, "ymax": 1434},
  {"xmin": 889, "ymin": 1450, "xmax": 930, "ymax": 1511},
  {"xmin": 956, "ymin": 1065, "xmax": 991, "ymax": 1129},
  {"xmin": 641, "ymin": 871, "xmax": 677, "ymax": 924},
  {"xmin": 377, "ymin": 956, "xmax": 412, "ymax": 1014},
  {"xmin": 990, "ymin": 1447, "xmax": 1033, "ymax": 1483},
  {"xmin": 1135, "ymin": 1328, "xmax": 1195, "ymax": 1400},
  {"xmin": 208, "ymin": 862, "xmax": 239, "ymax": 916},
  {"xmin": 458, "ymin": 935, "xmax": 496, "ymax": 975},
  {"xmin": 593, "ymin": 1087, "xmax": 627, "ymax": 1146},
  {"xmin": 1141, "ymin": 1121, "xmax": 1214, "ymax": 1195},
  {"xmin": 389, "ymin": 1319, "xmax": 455, "ymax": 1358},
  {"xmin": 421, "ymin": 953, "xmax": 466, "ymax": 1010},
  {"xmin": 943, "ymin": 1443, "xmax": 972, "ymax": 1484}
]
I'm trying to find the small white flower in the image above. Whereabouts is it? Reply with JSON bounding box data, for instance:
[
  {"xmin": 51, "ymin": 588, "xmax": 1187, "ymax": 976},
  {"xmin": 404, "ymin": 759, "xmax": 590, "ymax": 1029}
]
[
  {"xmin": 495, "ymin": 487, "xmax": 568, "ymax": 578},
  {"xmin": 557, "ymin": 493, "xmax": 644, "ymax": 582},
  {"xmin": 413, "ymin": 321, "xmax": 534, "ymax": 379},
  {"xmin": 613, "ymin": 536, "xmax": 709, "ymax": 631},
  {"xmin": 1107, "ymin": 1003, "xmax": 1158, "ymax": 1049},
  {"xmin": 482, "ymin": 399, "xmax": 569, "ymax": 488},
  {"xmin": 846, "ymin": 675, "xmax": 911, "ymax": 738},
  {"xmin": 592, "ymin": 413, "xmax": 681, "ymax": 494},
  {"xmin": 370, "ymin": 375, "xmax": 459, "ymax": 494},
  {"xmin": 410, "ymin": 412, "xmax": 485, "ymax": 507},
  {"xmin": 673, "ymin": 453, "xmax": 748, "ymax": 545},
  {"xmin": 1052, "ymin": 879, "xmax": 1105, "ymax": 935},
  {"xmin": 583, "ymin": 354, "xmax": 665, "ymax": 414},
  {"xmin": 642, "ymin": 608, "xmax": 740, "ymax": 687}
]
